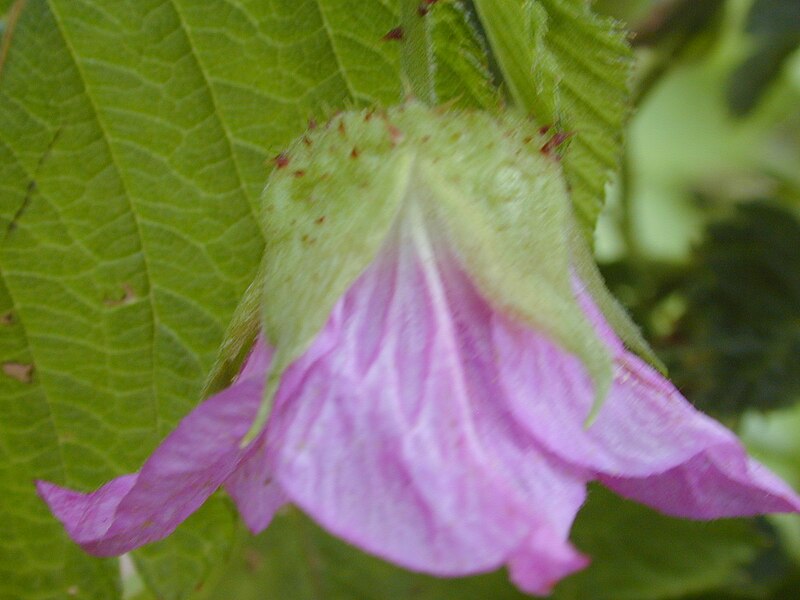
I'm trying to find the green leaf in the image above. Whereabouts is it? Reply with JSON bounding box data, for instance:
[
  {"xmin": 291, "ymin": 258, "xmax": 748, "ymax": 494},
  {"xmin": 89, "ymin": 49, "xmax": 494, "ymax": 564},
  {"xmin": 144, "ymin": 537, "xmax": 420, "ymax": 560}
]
[
  {"xmin": 402, "ymin": 0, "xmax": 498, "ymax": 108},
  {"xmin": 0, "ymin": 276, "xmax": 119, "ymax": 600},
  {"xmin": 132, "ymin": 496, "xmax": 239, "ymax": 600},
  {"xmin": 472, "ymin": 0, "xmax": 633, "ymax": 236},
  {"xmin": 727, "ymin": 0, "xmax": 800, "ymax": 116},
  {"xmin": 629, "ymin": 0, "xmax": 725, "ymax": 49},
  {"xmin": 742, "ymin": 405, "xmax": 800, "ymax": 564},
  {"xmin": 203, "ymin": 489, "xmax": 764, "ymax": 600},
  {"xmin": 428, "ymin": 2, "xmax": 497, "ymax": 107},
  {"xmin": 553, "ymin": 487, "xmax": 764, "ymax": 600},
  {"xmin": 671, "ymin": 203, "xmax": 800, "ymax": 416},
  {"xmin": 0, "ymin": 1, "xmax": 495, "ymax": 598},
  {"xmin": 206, "ymin": 508, "xmax": 529, "ymax": 600}
]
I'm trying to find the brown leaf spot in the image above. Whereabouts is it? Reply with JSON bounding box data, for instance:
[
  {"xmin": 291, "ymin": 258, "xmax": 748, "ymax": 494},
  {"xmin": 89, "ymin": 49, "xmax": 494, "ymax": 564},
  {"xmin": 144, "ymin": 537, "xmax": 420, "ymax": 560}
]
[
  {"xmin": 3, "ymin": 362, "xmax": 33, "ymax": 383},
  {"xmin": 1, "ymin": 311, "xmax": 14, "ymax": 325},
  {"xmin": 103, "ymin": 283, "xmax": 137, "ymax": 307},
  {"xmin": 350, "ymin": 147, "xmax": 359, "ymax": 159},
  {"xmin": 315, "ymin": 216, "xmax": 326, "ymax": 225},
  {"xmin": 293, "ymin": 170, "xmax": 306, "ymax": 178},
  {"xmin": 382, "ymin": 27, "xmax": 404, "ymax": 41}
]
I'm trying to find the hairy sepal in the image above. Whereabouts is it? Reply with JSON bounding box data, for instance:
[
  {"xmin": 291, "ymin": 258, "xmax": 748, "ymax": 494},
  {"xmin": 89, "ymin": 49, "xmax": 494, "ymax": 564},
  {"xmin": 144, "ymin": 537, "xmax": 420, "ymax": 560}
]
[{"xmin": 240, "ymin": 103, "xmax": 654, "ymax": 441}]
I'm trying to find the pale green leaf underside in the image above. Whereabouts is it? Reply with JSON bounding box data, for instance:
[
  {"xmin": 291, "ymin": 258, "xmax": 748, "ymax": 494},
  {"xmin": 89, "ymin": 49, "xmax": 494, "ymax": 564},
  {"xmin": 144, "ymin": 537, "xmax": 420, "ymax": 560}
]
[{"xmin": 0, "ymin": 1, "xmax": 494, "ymax": 599}]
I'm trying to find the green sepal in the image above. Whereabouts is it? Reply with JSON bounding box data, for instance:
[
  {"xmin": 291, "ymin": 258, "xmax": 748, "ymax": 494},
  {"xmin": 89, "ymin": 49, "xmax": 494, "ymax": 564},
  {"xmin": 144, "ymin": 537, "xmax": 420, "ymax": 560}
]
[
  {"xmin": 409, "ymin": 108, "xmax": 613, "ymax": 420},
  {"xmin": 567, "ymin": 218, "xmax": 667, "ymax": 376},
  {"xmin": 201, "ymin": 256, "xmax": 266, "ymax": 399},
  {"xmin": 240, "ymin": 103, "xmax": 654, "ymax": 442},
  {"xmin": 243, "ymin": 113, "xmax": 417, "ymax": 442}
]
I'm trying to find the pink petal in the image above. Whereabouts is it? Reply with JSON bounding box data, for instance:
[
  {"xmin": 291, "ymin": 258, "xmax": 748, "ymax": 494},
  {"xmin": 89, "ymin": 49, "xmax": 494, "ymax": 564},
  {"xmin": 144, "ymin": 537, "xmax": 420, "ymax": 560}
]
[
  {"xmin": 37, "ymin": 341, "xmax": 273, "ymax": 556},
  {"xmin": 508, "ymin": 527, "xmax": 590, "ymax": 596},
  {"xmin": 493, "ymin": 320, "xmax": 730, "ymax": 477},
  {"xmin": 224, "ymin": 431, "xmax": 288, "ymax": 533},
  {"xmin": 264, "ymin": 207, "xmax": 590, "ymax": 593},
  {"xmin": 601, "ymin": 448, "xmax": 800, "ymax": 518},
  {"xmin": 492, "ymin": 281, "xmax": 800, "ymax": 517}
]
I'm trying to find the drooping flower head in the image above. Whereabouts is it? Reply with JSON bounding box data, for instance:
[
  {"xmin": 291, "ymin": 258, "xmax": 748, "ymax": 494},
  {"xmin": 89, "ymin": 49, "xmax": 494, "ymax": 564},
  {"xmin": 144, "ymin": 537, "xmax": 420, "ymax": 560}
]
[{"xmin": 38, "ymin": 104, "xmax": 800, "ymax": 596}]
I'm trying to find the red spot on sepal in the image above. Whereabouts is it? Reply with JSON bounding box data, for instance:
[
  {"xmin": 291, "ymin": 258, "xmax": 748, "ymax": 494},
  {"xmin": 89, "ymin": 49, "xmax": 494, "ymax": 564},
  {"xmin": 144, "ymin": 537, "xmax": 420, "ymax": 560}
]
[{"xmin": 540, "ymin": 132, "xmax": 573, "ymax": 157}]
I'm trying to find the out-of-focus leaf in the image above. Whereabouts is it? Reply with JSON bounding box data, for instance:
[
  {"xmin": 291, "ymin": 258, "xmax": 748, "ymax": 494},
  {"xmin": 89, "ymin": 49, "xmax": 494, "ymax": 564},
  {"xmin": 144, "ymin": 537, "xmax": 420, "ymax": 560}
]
[
  {"xmin": 204, "ymin": 487, "xmax": 763, "ymax": 600},
  {"xmin": 0, "ymin": 1, "xmax": 494, "ymax": 598},
  {"xmin": 205, "ymin": 508, "xmax": 528, "ymax": 600},
  {"xmin": 472, "ymin": 0, "xmax": 633, "ymax": 237},
  {"xmin": 593, "ymin": 0, "xmax": 655, "ymax": 24},
  {"xmin": 728, "ymin": 39, "xmax": 799, "ymax": 117},
  {"xmin": 554, "ymin": 487, "xmax": 764, "ymax": 600},
  {"xmin": 670, "ymin": 203, "xmax": 800, "ymax": 416},
  {"xmin": 728, "ymin": 0, "xmax": 800, "ymax": 116},
  {"xmin": 622, "ymin": 0, "xmax": 726, "ymax": 110},
  {"xmin": 742, "ymin": 404, "xmax": 800, "ymax": 564},
  {"xmin": 746, "ymin": 0, "xmax": 800, "ymax": 37},
  {"xmin": 0, "ymin": 0, "xmax": 13, "ymax": 18},
  {"xmin": 132, "ymin": 497, "xmax": 239, "ymax": 600},
  {"xmin": 631, "ymin": 0, "xmax": 725, "ymax": 48}
]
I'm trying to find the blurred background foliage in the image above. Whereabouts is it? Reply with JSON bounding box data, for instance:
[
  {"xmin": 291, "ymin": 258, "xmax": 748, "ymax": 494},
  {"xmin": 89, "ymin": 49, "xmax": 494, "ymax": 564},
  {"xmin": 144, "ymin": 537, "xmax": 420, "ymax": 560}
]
[{"xmin": 593, "ymin": 0, "xmax": 800, "ymax": 598}]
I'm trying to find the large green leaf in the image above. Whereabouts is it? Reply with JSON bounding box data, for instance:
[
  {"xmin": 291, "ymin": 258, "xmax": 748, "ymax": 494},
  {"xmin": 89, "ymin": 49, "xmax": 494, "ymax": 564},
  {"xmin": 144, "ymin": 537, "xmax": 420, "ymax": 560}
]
[
  {"xmin": 472, "ymin": 0, "xmax": 633, "ymax": 236},
  {"xmin": 0, "ymin": 1, "xmax": 493, "ymax": 599}
]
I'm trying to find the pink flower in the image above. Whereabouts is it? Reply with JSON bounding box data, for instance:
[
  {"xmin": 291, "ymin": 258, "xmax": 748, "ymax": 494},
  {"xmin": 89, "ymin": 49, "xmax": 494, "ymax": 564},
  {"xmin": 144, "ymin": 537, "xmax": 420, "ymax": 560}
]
[
  {"xmin": 36, "ymin": 106, "xmax": 800, "ymax": 596},
  {"xmin": 38, "ymin": 202, "xmax": 800, "ymax": 595}
]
